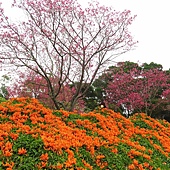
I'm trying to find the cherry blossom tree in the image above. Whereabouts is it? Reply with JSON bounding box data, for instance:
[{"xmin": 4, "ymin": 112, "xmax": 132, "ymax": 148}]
[
  {"xmin": 8, "ymin": 70, "xmax": 85, "ymax": 110},
  {"xmin": 105, "ymin": 62, "xmax": 170, "ymax": 117},
  {"xmin": 0, "ymin": 0, "xmax": 136, "ymax": 110}
]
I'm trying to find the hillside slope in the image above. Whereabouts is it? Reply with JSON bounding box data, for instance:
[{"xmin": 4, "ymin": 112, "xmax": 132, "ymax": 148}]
[{"xmin": 0, "ymin": 98, "xmax": 170, "ymax": 169}]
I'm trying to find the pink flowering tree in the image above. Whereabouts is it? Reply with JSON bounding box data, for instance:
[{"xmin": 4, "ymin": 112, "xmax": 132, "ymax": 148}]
[
  {"xmin": 0, "ymin": 0, "xmax": 136, "ymax": 111},
  {"xmin": 8, "ymin": 70, "xmax": 85, "ymax": 111},
  {"xmin": 105, "ymin": 63, "xmax": 170, "ymax": 117}
]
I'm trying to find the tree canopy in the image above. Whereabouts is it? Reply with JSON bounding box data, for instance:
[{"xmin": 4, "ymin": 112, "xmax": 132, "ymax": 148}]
[
  {"xmin": 0, "ymin": 0, "xmax": 136, "ymax": 111},
  {"xmin": 104, "ymin": 61, "xmax": 170, "ymax": 117}
]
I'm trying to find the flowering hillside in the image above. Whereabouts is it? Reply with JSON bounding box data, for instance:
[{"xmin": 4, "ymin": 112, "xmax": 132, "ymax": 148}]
[{"xmin": 0, "ymin": 98, "xmax": 170, "ymax": 170}]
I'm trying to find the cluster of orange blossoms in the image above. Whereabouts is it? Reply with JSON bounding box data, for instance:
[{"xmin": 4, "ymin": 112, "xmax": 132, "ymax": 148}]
[{"xmin": 0, "ymin": 97, "xmax": 170, "ymax": 169}]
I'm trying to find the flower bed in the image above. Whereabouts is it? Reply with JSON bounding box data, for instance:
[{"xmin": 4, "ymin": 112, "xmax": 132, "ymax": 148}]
[{"xmin": 0, "ymin": 98, "xmax": 170, "ymax": 169}]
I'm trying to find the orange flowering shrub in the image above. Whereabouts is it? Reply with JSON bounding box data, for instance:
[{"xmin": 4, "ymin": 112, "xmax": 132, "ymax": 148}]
[{"xmin": 0, "ymin": 97, "xmax": 169, "ymax": 169}]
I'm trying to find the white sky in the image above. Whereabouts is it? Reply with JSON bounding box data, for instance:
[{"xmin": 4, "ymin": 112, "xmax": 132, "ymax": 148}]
[
  {"xmin": 116, "ymin": 1, "xmax": 170, "ymax": 70},
  {"xmin": 80, "ymin": 0, "xmax": 170, "ymax": 70},
  {"xmin": 1, "ymin": 0, "xmax": 170, "ymax": 70}
]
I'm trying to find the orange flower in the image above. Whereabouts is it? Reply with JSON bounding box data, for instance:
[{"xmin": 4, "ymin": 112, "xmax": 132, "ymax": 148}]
[
  {"xmin": 89, "ymin": 146, "xmax": 95, "ymax": 155},
  {"xmin": 132, "ymin": 159, "xmax": 138, "ymax": 166},
  {"xmin": 82, "ymin": 159, "xmax": 93, "ymax": 170},
  {"xmin": 55, "ymin": 163, "xmax": 63, "ymax": 169},
  {"xmin": 5, "ymin": 141, "xmax": 13, "ymax": 150},
  {"xmin": 10, "ymin": 133, "xmax": 19, "ymax": 140},
  {"xmin": 49, "ymin": 163, "xmax": 63, "ymax": 169},
  {"xmin": 148, "ymin": 149, "xmax": 153, "ymax": 154},
  {"xmin": 96, "ymin": 154, "xmax": 105, "ymax": 159},
  {"xmin": 111, "ymin": 148, "xmax": 118, "ymax": 154},
  {"xmin": 143, "ymin": 154, "xmax": 151, "ymax": 160},
  {"xmin": 65, "ymin": 158, "xmax": 76, "ymax": 168},
  {"xmin": 32, "ymin": 133, "xmax": 39, "ymax": 138},
  {"xmin": 6, "ymin": 168, "xmax": 13, "ymax": 170},
  {"xmin": 2, "ymin": 162, "xmax": 14, "ymax": 169},
  {"xmin": 0, "ymin": 141, "xmax": 4, "ymax": 148},
  {"xmin": 37, "ymin": 161, "xmax": 47, "ymax": 169},
  {"xmin": 18, "ymin": 148, "xmax": 27, "ymax": 155},
  {"xmin": 40, "ymin": 161, "xmax": 47, "ymax": 168},
  {"xmin": 149, "ymin": 166, "xmax": 153, "ymax": 170},
  {"xmin": 3, "ymin": 150, "xmax": 12, "ymax": 157},
  {"xmin": 128, "ymin": 149, "xmax": 143, "ymax": 158},
  {"xmin": 128, "ymin": 163, "xmax": 136, "ymax": 170},
  {"xmin": 143, "ymin": 162, "xmax": 150, "ymax": 168},
  {"xmin": 138, "ymin": 163, "xmax": 144, "ymax": 170},
  {"xmin": 2, "ymin": 162, "xmax": 11, "ymax": 167},
  {"xmin": 40, "ymin": 153, "xmax": 48, "ymax": 161}
]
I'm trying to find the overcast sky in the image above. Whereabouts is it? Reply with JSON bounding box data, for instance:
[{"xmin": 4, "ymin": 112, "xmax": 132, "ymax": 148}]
[
  {"xmin": 80, "ymin": 0, "xmax": 170, "ymax": 70},
  {"xmin": 1, "ymin": 0, "xmax": 170, "ymax": 70}
]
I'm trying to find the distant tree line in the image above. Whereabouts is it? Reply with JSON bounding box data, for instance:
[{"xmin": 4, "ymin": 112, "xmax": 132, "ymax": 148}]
[{"xmin": 1, "ymin": 61, "xmax": 170, "ymax": 122}]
